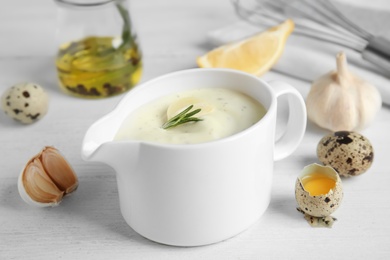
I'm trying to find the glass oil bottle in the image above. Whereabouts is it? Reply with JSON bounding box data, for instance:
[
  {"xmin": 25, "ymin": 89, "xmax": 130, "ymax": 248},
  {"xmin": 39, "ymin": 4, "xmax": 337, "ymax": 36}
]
[{"xmin": 55, "ymin": 0, "xmax": 142, "ymax": 98}]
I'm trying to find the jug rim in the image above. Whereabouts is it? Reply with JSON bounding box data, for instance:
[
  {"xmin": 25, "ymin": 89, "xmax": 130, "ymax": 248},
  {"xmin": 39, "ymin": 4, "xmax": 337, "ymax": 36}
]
[{"xmin": 82, "ymin": 68, "xmax": 278, "ymax": 155}]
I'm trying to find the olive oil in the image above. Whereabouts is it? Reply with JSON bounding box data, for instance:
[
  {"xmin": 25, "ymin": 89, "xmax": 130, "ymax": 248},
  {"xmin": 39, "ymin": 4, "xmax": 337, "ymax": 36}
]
[{"xmin": 56, "ymin": 36, "xmax": 142, "ymax": 98}]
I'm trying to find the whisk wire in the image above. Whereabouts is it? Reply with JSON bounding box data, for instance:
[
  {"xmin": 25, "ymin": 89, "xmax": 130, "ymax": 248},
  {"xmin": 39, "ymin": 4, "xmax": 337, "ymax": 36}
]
[
  {"xmin": 318, "ymin": 0, "xmax": 373, "ymax": 39},
  {"xmin": 231, "ymin": 0, "xmax": 390, "ymax": 77},
  {"xmin": 231, "ymin": 0, "xmax": 367, "ymax": 51},
  {"xmin": 282, "ymin": 0, "xmax": 366, "ymax": 45}
]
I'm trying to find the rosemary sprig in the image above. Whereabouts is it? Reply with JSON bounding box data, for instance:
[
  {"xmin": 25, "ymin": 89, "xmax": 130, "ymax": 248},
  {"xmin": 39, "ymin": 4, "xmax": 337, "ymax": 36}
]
[{"xmin": 162, "ymin": 105, "xmax": 203, "ymax": 129}]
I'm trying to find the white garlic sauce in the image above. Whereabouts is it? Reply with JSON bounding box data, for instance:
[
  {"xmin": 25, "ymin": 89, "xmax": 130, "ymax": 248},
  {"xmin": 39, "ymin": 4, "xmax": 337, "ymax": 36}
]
[{"xmin": 114, "ymin": 88, "xmax": 266, "ymax": 144}]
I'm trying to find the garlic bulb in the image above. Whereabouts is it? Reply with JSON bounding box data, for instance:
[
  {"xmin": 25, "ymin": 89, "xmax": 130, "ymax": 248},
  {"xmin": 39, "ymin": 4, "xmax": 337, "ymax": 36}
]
[
  {"xmin": 18, "ymin": 146, "xmax": 78, "ymax": 207},
  {"xmin": 306, "ymin": 52, "xmax": 382, "ymax": 132}
]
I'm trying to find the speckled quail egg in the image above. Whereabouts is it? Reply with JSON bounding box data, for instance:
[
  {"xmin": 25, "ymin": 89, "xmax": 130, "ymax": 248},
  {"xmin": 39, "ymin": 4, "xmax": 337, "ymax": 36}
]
[
  {"xmin": 317, "ymin": 131, "xmax": 374, "ymax": 177},
  {"xmin": 295, "ymin": 163, "xmax": 343, "ymax": 217},
  {"xmin": 1, "ymin": 82, "xmax": 49, "ymax": 124}
]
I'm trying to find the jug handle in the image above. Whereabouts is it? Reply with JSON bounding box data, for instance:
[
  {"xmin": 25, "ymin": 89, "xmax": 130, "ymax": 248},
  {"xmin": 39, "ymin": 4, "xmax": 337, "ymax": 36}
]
[{"xmin": 268, "ymin": 81, "xmax": 307, "ymax": 161}]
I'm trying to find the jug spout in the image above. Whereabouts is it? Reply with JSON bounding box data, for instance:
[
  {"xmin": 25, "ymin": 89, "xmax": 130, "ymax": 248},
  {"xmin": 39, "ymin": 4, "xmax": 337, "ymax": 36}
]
[
  {"xmin": 82, "ymin": 140, "xmax": 140, "ymax": 172},
  {"xmin": 81, "ymin": 110, "xmax": 140, "ymax": 172}
]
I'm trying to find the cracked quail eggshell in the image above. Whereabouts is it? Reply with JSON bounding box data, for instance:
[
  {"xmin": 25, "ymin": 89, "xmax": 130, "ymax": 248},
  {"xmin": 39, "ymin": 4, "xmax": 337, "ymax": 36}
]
[
  {"xmin": 295, "ymin": 163, "xmax": 343, "ymax": 217},
  {"xmin": 317, "ymin": 131, "xmax": 374, "ymax": 177},
  {"xmin": 1, "ymin": 82, "xmax": 49, "ymax": 124}
]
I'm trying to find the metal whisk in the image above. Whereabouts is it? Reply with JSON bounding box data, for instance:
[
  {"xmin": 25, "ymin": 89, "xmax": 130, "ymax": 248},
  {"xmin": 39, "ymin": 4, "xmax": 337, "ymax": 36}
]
[{"xmin": 232, "ymin": 0, "xmax": 390, "ymax": 76}]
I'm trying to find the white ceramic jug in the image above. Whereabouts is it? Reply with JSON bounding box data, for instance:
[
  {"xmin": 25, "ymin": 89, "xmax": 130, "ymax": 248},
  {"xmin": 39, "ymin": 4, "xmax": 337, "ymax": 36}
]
[{"xmin": 82, "ymin": 68, "xmax": 306, "ymax": 246}]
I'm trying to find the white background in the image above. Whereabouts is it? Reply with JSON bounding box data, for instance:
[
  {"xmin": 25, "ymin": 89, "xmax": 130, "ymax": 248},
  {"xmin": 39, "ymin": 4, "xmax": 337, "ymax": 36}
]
[{"xmin": 1, "ymin": 0, "xmax": 390, "ymax": 259}]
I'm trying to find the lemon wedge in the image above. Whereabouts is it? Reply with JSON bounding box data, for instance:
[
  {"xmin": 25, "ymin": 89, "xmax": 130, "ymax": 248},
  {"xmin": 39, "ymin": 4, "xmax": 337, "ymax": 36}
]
[
  {"xmin": 167, "ymin": 97, "xmax": 213, "ymax": 120},
  {"xmin": 197, "ymin": 19, "xmax": 294, "ymax": 76}
]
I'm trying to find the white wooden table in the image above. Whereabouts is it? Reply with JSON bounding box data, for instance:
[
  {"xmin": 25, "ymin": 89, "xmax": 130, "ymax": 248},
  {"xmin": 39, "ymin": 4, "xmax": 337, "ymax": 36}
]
[{"xmin": 1, "ymin": 0, "xmax": 390, "ymax": 259}]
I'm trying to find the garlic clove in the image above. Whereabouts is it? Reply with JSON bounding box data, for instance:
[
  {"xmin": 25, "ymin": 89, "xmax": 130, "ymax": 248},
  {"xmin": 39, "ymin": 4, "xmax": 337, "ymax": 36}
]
[
  {"xmin": 40, "ymin": 147, "xmax": 78, "ymax": 194},
  {"xmin": 18, "ymin": 146, "xmax": 78, "ymax": 207},
  {"xmin": 18, "ymin": 158, "xmax": 64, "ymax": 207},
  {"xmin": 306, "ymin": 52, "xmax": 382, "ymax": 132}
]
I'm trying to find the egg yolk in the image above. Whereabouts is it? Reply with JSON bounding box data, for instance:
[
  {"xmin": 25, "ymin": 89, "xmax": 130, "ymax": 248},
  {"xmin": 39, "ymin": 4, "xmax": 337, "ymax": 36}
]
[{"xmin": 301, "ymin": 172, "xmax": 336, "ymax": 196}]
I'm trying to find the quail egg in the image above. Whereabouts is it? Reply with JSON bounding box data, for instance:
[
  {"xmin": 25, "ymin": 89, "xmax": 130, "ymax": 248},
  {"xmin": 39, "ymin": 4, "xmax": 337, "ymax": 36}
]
[
  {"xmin": 317, "ymin": 131, "xmax": 374, "ymax": 177},
  {"xmin": 295, "ymin": 163, "xmax": 343, "ymax": 218},
  {"xmin": 1, "ymin": 82, "xmax": 49, "ymax": 124}
]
